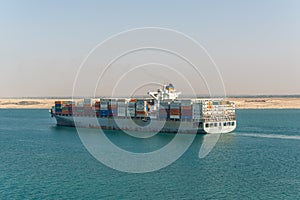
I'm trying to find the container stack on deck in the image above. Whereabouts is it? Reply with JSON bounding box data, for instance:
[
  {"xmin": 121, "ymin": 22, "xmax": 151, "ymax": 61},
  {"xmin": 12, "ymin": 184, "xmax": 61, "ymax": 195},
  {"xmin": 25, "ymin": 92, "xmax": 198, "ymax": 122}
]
[
  {"xmin": 100, "ymin": 99, "xmax": 108, "ymax": 117},
  {"xmin": 180, "ymin": 100, "xmax": 192, "ymax": 120},
  {"xmin": 83, "ymin": 99, "xmax": 93, "ymax": 116},
  {"xmin": 62, "ymin": 106, "xmax": 69, "ymax": 115},
  {"xmin": 170, "ymin": 101, "xmax": 180, "ymax": 120},
  {"xmin": 117, "ymin": 99, "xmax": 126, "ymax": 117},
  {"xmin": 159, "ymin": 101, "xmax": 170, "ymax": 119},
  {"xmin": 94, "ymin": 101, "xmax": 100, "ymax": 117},
  {"xmin": 74, "ymin": 103, "xmax": 83, "ymax": 116},
  {"xmin": 147, "ymin": 100, "xmax": 156, "ymax": 119},
  {"xmin": 108, "ymin": 99, "xmax": 117, "ymax": 117},
  {"xmin": 192, "ymin": 101, "xmax": 202, "ymax": 120},
  {"xmin": 127, "ymin": 99, "xmax": 136, "ymax": 117},
  {"xmin": 136, "ymin": 100, "xmax": 148, "ymax": 118},
  {"xmin": 54, "ymin": 101, "xmax": 62, "ymax": 115},
  {"xmin": 53, "ymin": 98, "xmax": 234, "ymax": 122},
  {"xmin": 55, "ymin": 101, "xmax": 74, "ymax": 115}
]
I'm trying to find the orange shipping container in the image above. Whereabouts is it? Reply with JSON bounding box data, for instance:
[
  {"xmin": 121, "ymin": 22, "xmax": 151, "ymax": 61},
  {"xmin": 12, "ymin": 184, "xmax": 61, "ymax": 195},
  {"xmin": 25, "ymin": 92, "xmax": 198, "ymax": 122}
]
[
  {"xmin": 181, "ymin": 106, "xmax": 192, "ymax": 110},
  {"xmin": 136, "ymin": 111, "xmax": 146, "ymax": 115},
  {"xmin": 62, "ymin": 110, "xmax": 69, "ymax": 115},
  {"xmin": 170, "ymin": 110, "xmax": 180, "ymax": 115}
]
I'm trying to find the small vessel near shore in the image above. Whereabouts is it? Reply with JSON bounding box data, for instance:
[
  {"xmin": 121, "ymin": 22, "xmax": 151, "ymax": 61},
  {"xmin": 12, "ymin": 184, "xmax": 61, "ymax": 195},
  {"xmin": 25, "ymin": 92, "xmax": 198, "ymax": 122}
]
[{"xmin": 50, "ymin": 84, "xmax": 236, "ymax": 134}]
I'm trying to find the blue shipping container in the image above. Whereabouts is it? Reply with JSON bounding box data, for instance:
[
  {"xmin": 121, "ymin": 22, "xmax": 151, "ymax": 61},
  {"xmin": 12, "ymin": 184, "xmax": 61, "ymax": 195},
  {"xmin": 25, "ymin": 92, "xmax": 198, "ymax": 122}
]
[
  {"xmin": 181, "ymin": 116, "xmax": 192, "ymax": 120},
  {"xmin": 159, "ymin": 114, "xmax": 169, "ymax": 119},
  {"xmin": 100, "ymin": 110, "xmax": 108, "ymax": 116}
]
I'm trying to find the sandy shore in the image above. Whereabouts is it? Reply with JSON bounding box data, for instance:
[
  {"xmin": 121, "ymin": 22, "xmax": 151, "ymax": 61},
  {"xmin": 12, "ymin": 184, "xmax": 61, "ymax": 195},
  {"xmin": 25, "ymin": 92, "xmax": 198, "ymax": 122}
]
[
  {"xmin": 0, "ymin": 99, "xmax": 72, "ymax": 109},
  {"xmin": 0, "ymin": 98, "xmax": 300, "ymax": 109},
  {"xmin": 229, "ymin": 98, "xmax": 300, "ymax": 109}
]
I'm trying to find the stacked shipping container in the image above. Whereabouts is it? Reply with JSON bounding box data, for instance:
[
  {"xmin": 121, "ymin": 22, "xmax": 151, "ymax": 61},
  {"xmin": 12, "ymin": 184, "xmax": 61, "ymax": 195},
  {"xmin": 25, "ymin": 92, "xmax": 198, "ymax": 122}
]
[
  {"xmin": 53, "ymin": 99, "xmax": 227, "ymax": 121},
  {"xmin": 100, "ymin": 99, "xmax": 108, "ymax": 117},
  {"xmin": 55, "ymin": 101, "xmax": 74, "ymax": 115},
  {"xmin": 127, "ymin": 99, "xmax": 136, "ymax": 117},
  {"xmin": 83, "ymin": 98, "xmax": 93, "ymax": 115},
  {"xmin": 159, "ymin": 101, "xmax": 170, "ymax": 119},
  {"xmin": 170, "ymin": 101, "xmax": 180, "ymax": 119},
  {"xmin": 136, "ymin": 100, "xmax": 148, "ymax": 117},
  {"xmin": 192, "ymin": 100, "xmax": 202, "ymax": 120},
  {"xmin": 94, "ymin": 101, "xmax": 100, "ymax": 117},
  {"xmin": 74, "ymin": 106, "xmax": 84, "ymax": 116},
  {"xmin": 108, "ymin": 99, "xmax": 117, "ymax": 117},
  {"xmin": 117, "ymin": 99, "xmax": 126, "ymax": 117},
  {"xmin": 54, "ymin": 101, "xmax": 62, "ymax": 114},
  {"xmin": 180, "ymin": 100, "xmax": 192, "ymax": 120}
]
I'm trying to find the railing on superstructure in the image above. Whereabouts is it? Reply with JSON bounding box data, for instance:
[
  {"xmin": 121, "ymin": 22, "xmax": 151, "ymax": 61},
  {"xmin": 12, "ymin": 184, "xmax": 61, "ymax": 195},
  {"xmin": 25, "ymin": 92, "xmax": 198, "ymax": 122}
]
[{"xmin": 202, "ymin": 115, "xmax": 236, "ymax": 122}]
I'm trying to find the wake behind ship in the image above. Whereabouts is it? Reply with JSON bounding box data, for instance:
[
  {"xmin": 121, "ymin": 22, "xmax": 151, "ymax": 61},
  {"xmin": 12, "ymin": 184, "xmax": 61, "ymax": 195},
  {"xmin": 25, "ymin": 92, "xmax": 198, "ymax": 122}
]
[{"xmin": 50, "ymin": 84, "xmax": 236, "ymax": 134}]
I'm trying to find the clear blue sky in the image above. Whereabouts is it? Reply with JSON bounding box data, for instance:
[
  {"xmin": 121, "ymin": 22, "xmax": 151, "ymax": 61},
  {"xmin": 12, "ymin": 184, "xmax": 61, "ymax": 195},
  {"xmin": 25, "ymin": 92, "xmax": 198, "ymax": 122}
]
[{"xmin": 0, "ymin": 0, "xmax": 299, "ymax": 97}]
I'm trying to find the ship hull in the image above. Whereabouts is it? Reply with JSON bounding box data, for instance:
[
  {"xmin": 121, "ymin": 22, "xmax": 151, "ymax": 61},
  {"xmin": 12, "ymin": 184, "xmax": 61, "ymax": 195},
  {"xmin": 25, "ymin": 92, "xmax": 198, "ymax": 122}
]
[{"xmin": 53, "ymin": 114, "xmax": 236, "ymax": 134}]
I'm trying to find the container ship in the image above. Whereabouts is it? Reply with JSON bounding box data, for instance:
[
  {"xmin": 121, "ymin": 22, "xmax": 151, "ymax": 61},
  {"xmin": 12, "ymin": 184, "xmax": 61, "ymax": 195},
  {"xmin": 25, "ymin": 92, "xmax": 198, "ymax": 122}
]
[{"xmin": 50, "ymin": 84, "xmax": 236, "ymax": 134}]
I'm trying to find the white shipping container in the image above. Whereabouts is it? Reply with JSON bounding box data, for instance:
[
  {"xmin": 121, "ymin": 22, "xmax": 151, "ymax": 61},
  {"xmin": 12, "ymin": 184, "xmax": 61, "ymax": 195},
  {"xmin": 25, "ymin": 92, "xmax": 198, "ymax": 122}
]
[
  {"xmin": 127, "ymin": 102, "xmax": 135, "ymax": 106},
  {"xmin": 117, "ymin": 107, "xmax": 126, "ymax": 116},
  {"xmin": 117, "ymin": 102, "xmax": 126, "ymax": 107},
  {"xmin": 170, "ymin": 115, "xmax": 180, "ymax": 119},
  {"xmin": 192, "ymin": 103, "xmax": 202, "ymax": 117},
  {"xmin": 136, "ymin": 108, "xmax": 146, "ymax": 111},
  {"xmin": 127, "ymin": 107, "xmax": 135, "ymax": 116},
  {"xmin": 100, "ymin": 105, "xmax": 108, "ymax": 109},
  {"xmin": 127, "ymin": 112, "xmax": 135, "ymax": 117},
  {"xmin": 136, "ymin": 101, "xmax": 147, "ymax": 111}
]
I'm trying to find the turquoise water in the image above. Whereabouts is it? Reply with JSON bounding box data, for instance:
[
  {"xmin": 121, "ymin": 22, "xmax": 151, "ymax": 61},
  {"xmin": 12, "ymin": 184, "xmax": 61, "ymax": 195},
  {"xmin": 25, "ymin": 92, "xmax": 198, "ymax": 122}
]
[{"xmin": 0, "ymin": 109, "xmax": 299, "ymax": 199}]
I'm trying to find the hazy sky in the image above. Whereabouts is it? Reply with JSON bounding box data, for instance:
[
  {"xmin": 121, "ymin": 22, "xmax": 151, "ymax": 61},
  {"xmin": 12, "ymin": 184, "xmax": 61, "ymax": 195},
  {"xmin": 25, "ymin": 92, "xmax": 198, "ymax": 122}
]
[{"xmin": 0, "ymin": 0, "xmax": 299, "ymax": 97}]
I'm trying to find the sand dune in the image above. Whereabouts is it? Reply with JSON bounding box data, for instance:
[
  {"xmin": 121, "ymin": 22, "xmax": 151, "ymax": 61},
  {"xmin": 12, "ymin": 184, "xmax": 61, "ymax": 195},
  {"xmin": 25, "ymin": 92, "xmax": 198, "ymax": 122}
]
[{"xmin": 0, "ymin": 98, "xmax": 300, "ymax": 109}]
